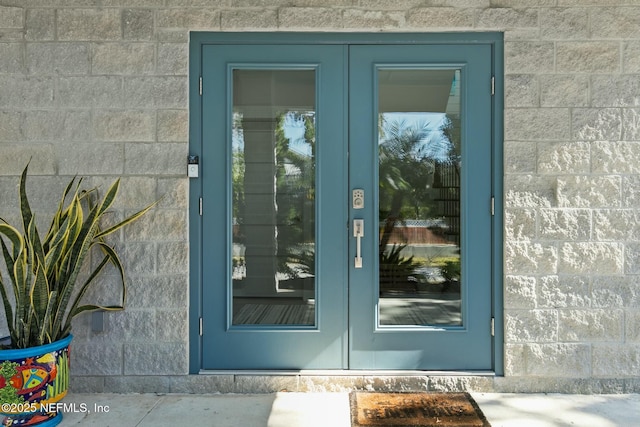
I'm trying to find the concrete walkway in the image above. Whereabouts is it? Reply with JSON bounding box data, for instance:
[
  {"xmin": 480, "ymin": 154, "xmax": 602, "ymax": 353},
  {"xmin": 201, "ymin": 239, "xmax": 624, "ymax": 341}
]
[{"xmin": 54, "ymin": 392, "xmax": 640, "ymax": 426}]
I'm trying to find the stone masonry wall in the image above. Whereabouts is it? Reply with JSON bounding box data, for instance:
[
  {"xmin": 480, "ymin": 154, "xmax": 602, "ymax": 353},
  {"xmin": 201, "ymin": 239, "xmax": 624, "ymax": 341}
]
[{"xmin": 0, "ymin": 0, "xmax": 639, "ymax": 393}]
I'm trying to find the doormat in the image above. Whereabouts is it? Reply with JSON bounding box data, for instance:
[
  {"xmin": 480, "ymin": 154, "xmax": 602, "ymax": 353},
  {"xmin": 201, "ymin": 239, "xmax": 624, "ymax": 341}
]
[{"xmin": 349, "ymin": 392, "xmax": 491, "ymax": 427}]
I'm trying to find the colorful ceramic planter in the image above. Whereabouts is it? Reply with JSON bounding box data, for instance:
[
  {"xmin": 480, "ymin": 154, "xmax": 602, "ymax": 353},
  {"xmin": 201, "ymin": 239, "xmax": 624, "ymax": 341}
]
[{"xmin": 0, "ymin": 335, "xmax": 72, "ymax": 427}]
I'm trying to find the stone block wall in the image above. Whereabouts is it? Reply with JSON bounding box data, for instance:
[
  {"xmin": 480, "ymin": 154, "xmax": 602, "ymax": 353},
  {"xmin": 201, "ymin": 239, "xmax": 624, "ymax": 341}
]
[{"xmin": 0, "ymin": 0, "xmax": 639, "ymax": 393}]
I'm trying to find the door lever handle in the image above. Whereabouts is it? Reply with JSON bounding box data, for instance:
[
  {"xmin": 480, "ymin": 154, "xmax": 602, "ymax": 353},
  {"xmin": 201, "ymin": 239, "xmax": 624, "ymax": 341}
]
[{"xmin": 354, "ymin": 219, "xmax": 364, "ymax": 268}]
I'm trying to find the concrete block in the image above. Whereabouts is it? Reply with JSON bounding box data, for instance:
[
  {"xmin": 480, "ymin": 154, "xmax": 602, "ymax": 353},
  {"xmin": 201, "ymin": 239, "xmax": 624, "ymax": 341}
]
[
  {"xmin": 124, "ymin": 142, "xmax": 187, "ymax": 175},
  {"xmin": 540, "ymin": 74, "xmax": 589, "ymax": 107},
  {"xmin": 56, "ymin": 142, "xmax": 124, "ymax": 175},
  {"xmin": 0, "ymin": 111, "xmax": 22, "ymax": 141},
  {"xmin": 592, "ymin": 344, "xmax": 640, "ymax": 377},
  {"xmin": 623, "ymin": 41, "xmax": 640, "ymax": 73},
  {"xmin": 624, "ymin": 176, "xmax": 640, "ymax": 208},
  {"xmin": 622, "ymin": 110, "xmax": 640, "ymax": 141},
  {"xmin": 58, "ymin": 76, "xmax": 124, "ymax": 108},
  {"xmin": 112, "ymin": 176, "xmax": 158, "ymax": 209},
  {"xmin": 504, "ymin": 141, "xmax": 536, "ymax": 173},
  {"xmin": 157, "ymin": 241, "xmax": 189, "ymax": 274},
  {"xmin": 92, "ymin": 43, "xmax": 155, "ymax": 75},
  {"xmin": 593, "ymin": 209, "xmax": 640, "ymax": 241},
  {"xmin": 25, "ymin": 9, "xmax": 55, "ymax": 41},
  {"xmin": 559, "ymin": 242, "xmax": 624, "ymax": 275},
  {"xmin": 120, "ymin": 242, "xmax": 156, "ymax": 276},
  {"xmin": 505, "ymin": 309, "xmax": 558, "ymax": 343},
  {"xmin": 157, "ymin": 109, "xmax": 188, "ymax": 142},
  {"xmin": 524, "ymin": 343, "xmax": 591, "ymax": 377},
  {"xmin": 537, "ymin": 141, "xmax": 590, "ymax": 174},
  {"xmin": 505, "ymin": 208, "xmax": 536, "ymax": 241},
  {"xmin": 0, "ymin": 143, "xmax": 56, "ymax": 175},
  {"xmin": 504, "ymin": 344, "xmax": 527, "ymax": 376},
  {"xmin": 0, "ymin": 6, "xmax": 23, "ymax": 28},
  {"xmin": 233, "ymin": 375, "xmax": 298, "ymax": 393},
  {"xmin": 505, "ymin": 242, "xmax": 558, "ymax": 275},
  {"xmin": 539, "ymin": 208, "xmax": 591, "ymax": 241},
  {"xmin": 572, "ymin": 108, "xmax": 622, "ymax": 141},
  {"xmin": 536, "ymin": 275, "xmax": 591, "ymax": 309},
  {"xmin": 592, "ymin": 276, "xmax": 639, "ymax": 309},
  {"xmin": 155, "ymin": 309, "xmax": 188, "ymax": 341},
  {"xmin": 104, "ymin": 375, "xmax": 172, "ymax": 393},
  {"xmin": 342, "ymin": 9, "xmax": 404, "ymax": 29},
  {"xmin": 157, "ymin": 177, "xmax": 189, "ymax": 208},
  {"xmin": 0, "ymin": 43, "xmax": 22, "ymax": 74},
  {"xmin": 625, "ymin": 243, "xmax": 640, "ymax": 274},
  {"xmin": 57, "ymin": 8, "xmax": 121, "ymax": 41},
  {"xmin": 504, "ymin": 275, "xmax": 536, "ymax": 309},
  {"xmin": 72, "ymin": 341, "xmax": 124, "ymax": 376},
  {"xmin": 540, "ymin": 7, "xmax": 588, "ymax": 40},
  {"xmin": 428, "ymin": 376, "xmax": 495, "ymax": 393},
  {"xmin": 559, "ymin": 309, "xmax": 623, "ymax": 342},
  {"xmin": 592, "ymin": 75, "xmax": 640, "ymax": 107},
  {"xmin": 124, "ymin": 342, "xmax": 189, "ymax": 375},
  {"xmin": 406, "ymin": 7, "xmax": 474, "ymax": 28},
  {"xmin": 626, "ymin": 310, "xmax": 640, "ymax": 342},
  {"xmin": 557, "ymin": 175, "xmax": 621, "ymax": 208},
  {"xmin": 27, "ymin": 43, "xmax": 90, "ymax": 75},
  {"xmin": 0, "ymin": 76, "xmax": 55, "ymax": 109},
  {"xmin": 123, "ymin": 77, "xmax": 188, "ymax": 109},
  {"xmin": 107, "ymin": 309, "xmax": 156, "ymax": 341},
  {"xmin": 127, "ymin": 275, "xmax": 188, "ymax": 310},
  {"xmin": 505, "ymin": 175, "xmax": 556, "ymax": 208},
  {"xmin": 505, "ymin": 108, "xmax": 570, "ymax": 141},
  {"xmin": 156, "ymin": 9, "xmax": 220, "ymax": 29},
  {"xmin": 221, "ymin": 9, "xmax": 278, "ymax": 30},
  {"xmin": 168, "ymin": 375, "xmax": 235, "ymax": 394},
  {"xmin": 362, "ymin": 375, "xmax": 431, "ymax": 392},
  {"xmin": 123, "ymin": 9, "xmax": 154, "ymax": 40},
  {"xmin": 93, "ymin": 110, "xmax": 155, "ymax": 142},
  {"xmin": 557, "ymin": 42, "xmax": 620, "ymax": 73},
  {"xmin": 125, "ymin": 210, "xmax": 187, "ymax": 242},
  {"xmin": 69, "ymin": 376, "xmax": 105, "ymax": 393},
  {"xmin": 279, "ymin": 7, "xmax": 344, "ymax": 29},
  {"xmin": 590, "ymin": 7, "xmax": 640, "ymax": 39},
  {"xmin": 157, "ymin": 43, "xmax": 188, "ymax": 75},
  {"xmin": 24, "ymin": 110, "xmax": 91, "ymax": 142},
  {"xmin": 505, "ymin": 74, "xmax": 537, "ymax": 108},
  {"xmin": 298, "ymin": 376, "xmax": 363, "ymax": 392},
  {"xmin": 505, "ymin": 41, "xmax": 554, "ymax": 73},
  {"xmin": 157, "ymin": 29, "xmax": 189, "ymax": 43},
  {"xmin": 476, "ymin": 7, "xmax": 538, "ymax": 29}
]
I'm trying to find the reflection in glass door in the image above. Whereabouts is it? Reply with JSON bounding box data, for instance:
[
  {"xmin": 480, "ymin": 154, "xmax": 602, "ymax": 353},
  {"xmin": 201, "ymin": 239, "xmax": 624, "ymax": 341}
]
[
  {"xmin": 231, "ymin": 70, "xmax": 316, "ymax": 326},
  {"xmin": 377, "ymin": 69, "xmax": 462, "ymax": 327}
]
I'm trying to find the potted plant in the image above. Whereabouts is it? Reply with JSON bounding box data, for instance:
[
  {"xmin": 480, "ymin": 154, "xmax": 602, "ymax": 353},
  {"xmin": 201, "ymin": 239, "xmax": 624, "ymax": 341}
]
[{"xmin": 0, "ymin": 163, "xmax": 155, "ymax": 426}]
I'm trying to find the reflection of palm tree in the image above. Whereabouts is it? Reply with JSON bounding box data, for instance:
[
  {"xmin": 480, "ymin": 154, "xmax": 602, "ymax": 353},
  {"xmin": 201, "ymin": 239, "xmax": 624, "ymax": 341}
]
[
  {"xmin": 378, "ymin": 117, "xmax": 457, "ymax": 254},
  {"xmin": 275, "ymin": 112, "xmax": 316, "ymax": 279}
]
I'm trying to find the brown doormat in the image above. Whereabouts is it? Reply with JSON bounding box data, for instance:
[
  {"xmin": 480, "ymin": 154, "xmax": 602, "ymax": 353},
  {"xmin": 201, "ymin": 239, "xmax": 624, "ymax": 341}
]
[{"xmin": 350, "ymin": 392, "xmax": 491, "ymax": 427}]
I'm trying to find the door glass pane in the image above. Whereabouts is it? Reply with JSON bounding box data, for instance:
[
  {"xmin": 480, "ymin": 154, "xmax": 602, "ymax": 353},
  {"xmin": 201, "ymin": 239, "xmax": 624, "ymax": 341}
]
[
  {"xmin": 231, "ymin": 70, "xmax": 316, "ymax": 326},
  {"xmin": 377, "ymin": 69, "xmax": 462, "ymax": 327}
]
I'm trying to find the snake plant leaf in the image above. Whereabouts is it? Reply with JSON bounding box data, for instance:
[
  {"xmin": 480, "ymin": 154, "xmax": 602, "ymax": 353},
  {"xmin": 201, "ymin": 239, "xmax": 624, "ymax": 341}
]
[{"xmin": 0, "ymin": 164, "xmax": 155, "ymax": 348}]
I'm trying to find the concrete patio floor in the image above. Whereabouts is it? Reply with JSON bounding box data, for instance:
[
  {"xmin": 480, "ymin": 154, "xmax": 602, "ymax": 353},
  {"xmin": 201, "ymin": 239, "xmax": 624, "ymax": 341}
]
[{"xmin": 54, "ymin": 392, "xmax": 640, "ymax": 426}]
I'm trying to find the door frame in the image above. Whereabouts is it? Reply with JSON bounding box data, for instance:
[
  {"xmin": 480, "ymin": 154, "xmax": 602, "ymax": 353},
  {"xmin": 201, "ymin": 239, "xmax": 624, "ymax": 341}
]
[{"xmin": 188, "ymin": 32, "xmax": 504, "ymax": 374}]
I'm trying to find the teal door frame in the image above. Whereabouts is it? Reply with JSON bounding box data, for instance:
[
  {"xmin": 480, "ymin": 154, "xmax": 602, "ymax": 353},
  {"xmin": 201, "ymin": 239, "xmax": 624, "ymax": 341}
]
[{"xmin": 188, "ymin": 32, "xmax": 504, "ymax": 374}]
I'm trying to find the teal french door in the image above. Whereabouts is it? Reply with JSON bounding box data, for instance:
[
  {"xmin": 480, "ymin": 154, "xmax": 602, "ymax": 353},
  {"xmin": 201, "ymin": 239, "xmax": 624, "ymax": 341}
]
[{"xmin": 195, "ymin": 34, "xmax": 499, "ymax": 370}]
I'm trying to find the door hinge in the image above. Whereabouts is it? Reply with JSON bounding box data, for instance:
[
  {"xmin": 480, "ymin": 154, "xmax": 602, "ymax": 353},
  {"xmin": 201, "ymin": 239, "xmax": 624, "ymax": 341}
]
[
  {"xmin": 199, "ymin": 317, "xmax": 203, "ymax": 336},
  {"xmin": 491, "ymin": 317, "xmax": 495, "ymax": 337},
  {"xmin": 199, "ymin": 76, "xmax": 203, "ymax": 96},
  {"xmin": 199, "ymin": 197, "xmax": 203, "ymax": 216},
  {"xmin": 491, "ymin": 196, "xmax": 495, "ymax": 216},
  {"xmin": 491, "ymin": 76, "xmax": 495, "ymax": 96}
]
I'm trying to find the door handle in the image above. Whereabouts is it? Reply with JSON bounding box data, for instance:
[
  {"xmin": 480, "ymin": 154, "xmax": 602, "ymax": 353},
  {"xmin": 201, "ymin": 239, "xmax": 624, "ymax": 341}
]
[{"xmin": 354, "ymin": 219, "xmax": 364, "ymax": 268}]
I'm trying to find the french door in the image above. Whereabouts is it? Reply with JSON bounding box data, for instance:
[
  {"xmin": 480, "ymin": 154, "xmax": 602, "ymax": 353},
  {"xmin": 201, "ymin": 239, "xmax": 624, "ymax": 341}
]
[{"xmin": 195, "ymin": 34, "xmax": 498, "ymax": 370}]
